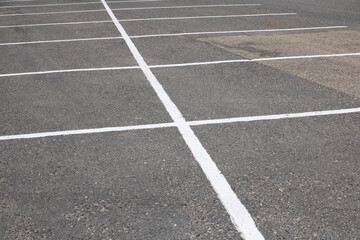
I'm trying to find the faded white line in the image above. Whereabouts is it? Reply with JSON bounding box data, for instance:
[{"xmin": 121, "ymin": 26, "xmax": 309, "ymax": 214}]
[
  {"xmin": 118, "ymin": 13, "xmax": 297, "ymax": 21},
  {"xmin": 107, "ymin": 13, "xmax": 297, "ymax": 22},
  {"xmin": 0, "ymin": 36, "xmax": 123, "ymax": 46},
  {"xmin": 0, "ymin": 4, "xmax": 260, "ymax": 17},
  {"xmin": 1, "ymin": 107, "xmax": 359, "ymax": 141},
  {"xmin": 0, "ymin": 26, "xmax": 346, "ymax": 46},
  {"xmin": 0, "ymin": 20, "xmax": 111, "ymax": 29},
  {"xmin": 133, "ymin": 25, "xmax": 348, "ymax": 38},
  {"xmin": 0, "ymin": 123, "xmax": 176, "ymax": 141},
  {"xmin": 188, "ymin": 108, "xmax": 360, "ymax": 126},
  {"xmin": 150, "ymin": 53, "xmax": 360, "ymax": 68},
  {"xmin": 101, "ymin": 0, "xmax": 264, "ymax": 239},
  {"xmin": 113, "ymin": 3, "xmax": 260, "ymax": 10},
  {"xmin": 0, "ymin": 0, "xmax": 164, "ymax": 9},
  {"xmin": 1, "ymin": 53, "xmax": 359, "ymax": 78},
  {"xmin": 0, "ymin": 13, "xmax": 296, "ymax": 29},
  {"xmin": 0, "ymin": 0, "xmax": 32, "ymax": 2},
  {"xmin": 0, "ymin": 8, "xmax": 105, "ymax": 17},
  {"xmin": 0, "ymin": 66, "xmax": 140, "ymax": 78}
]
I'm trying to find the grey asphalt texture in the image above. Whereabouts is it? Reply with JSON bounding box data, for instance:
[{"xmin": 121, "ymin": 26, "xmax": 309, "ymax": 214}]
[{"xmin": 0, "ymin": 0, "xmax": 359, "ymax": 239}]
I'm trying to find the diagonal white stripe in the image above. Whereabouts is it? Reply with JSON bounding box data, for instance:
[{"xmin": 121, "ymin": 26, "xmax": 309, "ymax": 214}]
[
  {"xmin": 101, "ymin": 0, "xmax": 265, "ymax": 239},
  {"xmin": 0, "ymin": 123, "xmax": 176, "ymax": 141},
  {"xmin": 0, "ymin": 26, "xmax": 347, "ymax": 46},
  {"xmin": 150, "ymin": 53, "xmax": 360, "ymax": 69},
  {"xmin": 0, "ymin": 66, "xmax": 140, "ymax": 78},
  {"xmin": 132, "ymin": 26, "xmax": 347, "ymax": 38},
  {"xmin": 1, "ymin": 107, "xmax": 359, "ymax": 141},
  {"xmin": 188, "ymin": 108, "xmax": 360, "ymax": 126},
  {"xmin": 1, "ymin": 53, "xmax": 359, "ymax": 78}
]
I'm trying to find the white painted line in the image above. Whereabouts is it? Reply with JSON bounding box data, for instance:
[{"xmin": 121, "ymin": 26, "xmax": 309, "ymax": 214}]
[
  {"xmin": 119, "ymin": 13, "xmax": 297, "ymax": 22},
  {"xmin": 0, "ymin": 4, "xmax": 261, "ymax": 17},
  {"xmin": 0, "ymin": 123, "xmax": 176, "ymax": 141},
  {"xmin": 253, "ymin": 53, "xmax": 360, "ymax": 61},
  {"xmin": 0, "ymin": 9, "xmax": 105, "ymax": 17},
  {"xmin": 0, "ymin": 0, "xmax": 32, "ymax": 2},
  {"xmin": 0, "ymin": 20, "xmax": 112, "ymax": 29},
  {"xmin": 1, "ymin": 53, "xmax": 359, "ymax": 78},
  {"xmin": 132, "ymin": 26, "xmax": 348, "ymax": 38},
  {"xmin": 0, "ymin": 0, "xmax": 164, "ymax": 9},
  {"xmin": 114, "ymin": 3, "xmax": 260, "ymax": 10},
  {"xmin": 0, "ymin": 36, "xmax": 124, "ymax": 46},
  {"xmin": 150, "ymin": 53, "xmax": 360, "ymax": 69},
  {"xmin": 101, "ymin": 0, "xmax": 264, "ymax": 239},
  {"xmin": 1, "ymin": 107, "xmax": 359, "ymax": 141},
  {"xmin": 0, "ymin": 66, "xmax": 140, "ymax": 78},
  {"xmin": 0, "ymin": 13, "xmax": 296, "ymax": 29},
  {"xmin": 0, "ymin": 26, "xmax": 347, "ymax": 46},
  {"xmin": 188, "ymin": 108, "xmax": 360, "ymax": 126},
  {"xmin": 0, "ymin": 9, "xmax": 104, "ymax": 17}
]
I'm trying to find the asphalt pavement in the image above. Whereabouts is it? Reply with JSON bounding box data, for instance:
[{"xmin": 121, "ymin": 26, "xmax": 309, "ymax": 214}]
[{"xmin": 0, "ymin": 0, "xmax": 359, "ymax": 239}]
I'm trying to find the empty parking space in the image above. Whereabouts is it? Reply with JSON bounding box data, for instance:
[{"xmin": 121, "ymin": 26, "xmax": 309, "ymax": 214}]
[
  {"xmin": 0, "ymin": 12, "xmax": 111, "ymax": 26},
  {"xmin": 0, "ymin": 129, "xmax": 241, "ymax": 239},
  {"xmin": 0, "ymin": 70, "xmax": 172, "ymax": 135},
  {"xmin": 192, "ymin": 114, "xmax": 360, "ymax": 239},
  {"xmin": 1, "ymin": 0, "xmax": 359, "ymax": 239},
  {"xmin": 152, "ymin": 63, "xmax": 360, "ymax": 121},
  {"xmin": 120, "ymin": 14, "xmax": 310, "ymax": 36},
  {"xmin": 133, "ymin": 37, "xmax": 239, "ymax": 65},
  {"xmin": 0, "ymin": 39, "xmax": 136, "ymax": 73},
  {"xmin": 111, "ymin": 4, "xmax": 265, "ymax": 19},
  {"xmin": 0, "ymin": 23, "xmax": 118, "ymax": 42}
]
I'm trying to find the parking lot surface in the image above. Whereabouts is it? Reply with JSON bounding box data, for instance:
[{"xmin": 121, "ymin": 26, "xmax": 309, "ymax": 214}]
[{"xmin": 1, "ymin": 0, "xmax": 359, "ymax": 239}]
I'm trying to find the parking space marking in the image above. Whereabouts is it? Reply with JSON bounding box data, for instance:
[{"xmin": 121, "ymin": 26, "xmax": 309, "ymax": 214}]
[
  {"xmin": 0, "ymin": 26, "xmax": 347, "ymax": 46},
  {"xmin": 0, "ymin": 0, "xmax": 33, "ymax": 2},
  {"xmin": 0, "ymin": 66, "xmax": 140, "ymax": 78},
  {"xmin": 0, "ymin": 9, "xmax": 106, "ymax": 17},
  {"xmin": 0, "ymin": 13, "xmax": 296, "ymax": 28},
  {"xmin": 0, "ymin": 3, "xmax": 261, "ymax": 17},
  {"xmin": 0, "ymin": 36, "xmax": 124, "ymax": 46},
  {"xmin": 150, "ymin": 53, "xmax": 360, "ymax": 68},
  {"xmin": 1, "ymin": 107, "xmax": 359, "ymax": 141},
  {"xmin": 0, "ymin": 0, "xmax": 164, "ymax": 9},
  {"xmin": 132, "ymin": 26, "xmax": 348, "ymax": 38},
  {"xmin": 0, "ymin": 20, "xmax": 112, "ymax": 29},
  {"xmin": 1, "ymin": 53, "xmax": 359, "ymax": 78},
  {"xmin": 0, "ymin": 122, "xmax": 176, "ymax": 141},
  {"xmin": 101, "ymin": 0, "xmax": 264, "ymax": 238},
  {"xmin": 188, "ymin": 108, "xmax": 360, "ymax": 126}
]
